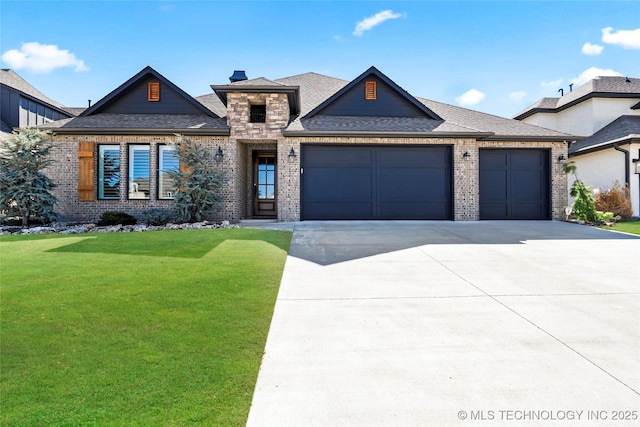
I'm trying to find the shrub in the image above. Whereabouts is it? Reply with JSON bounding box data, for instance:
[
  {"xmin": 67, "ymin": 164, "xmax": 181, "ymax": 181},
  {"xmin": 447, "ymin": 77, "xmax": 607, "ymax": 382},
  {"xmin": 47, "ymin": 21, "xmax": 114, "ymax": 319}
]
[
  {"xmin": 595, "ymin": 181, "xmax": 633, "ymax": 219},
  {"xmin": 142, "ymin": 208, "xmax": 175, "ymax": 226},
  {"xmin": 166, "ymin": 136, "xmax": 225, "ymax": 223},
  {"xmin": 97, "ymin": 211, "xmax": 137, "ymax": 226}
]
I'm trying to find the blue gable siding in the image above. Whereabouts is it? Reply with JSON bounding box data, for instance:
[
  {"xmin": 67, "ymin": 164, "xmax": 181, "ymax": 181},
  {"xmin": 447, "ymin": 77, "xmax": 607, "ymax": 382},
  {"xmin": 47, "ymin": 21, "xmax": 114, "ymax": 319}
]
[
  {"xmin": 102, "ymin": 76, "xmax": 204, "ymax": 115},
  {"xmin": 316, "ymin": 76, "xmax": 426, "ymax": 118}
]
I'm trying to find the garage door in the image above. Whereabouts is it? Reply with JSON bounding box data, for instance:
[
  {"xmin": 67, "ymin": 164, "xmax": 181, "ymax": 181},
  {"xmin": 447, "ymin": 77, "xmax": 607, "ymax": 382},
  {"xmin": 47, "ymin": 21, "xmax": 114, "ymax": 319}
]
[
  {"xmin": 301, "ymin": 145, "xmax": 452, "ymax": 220},
  {"xmin": 479, "ymin": 149, "xmax": 550, "ymax": 220}
]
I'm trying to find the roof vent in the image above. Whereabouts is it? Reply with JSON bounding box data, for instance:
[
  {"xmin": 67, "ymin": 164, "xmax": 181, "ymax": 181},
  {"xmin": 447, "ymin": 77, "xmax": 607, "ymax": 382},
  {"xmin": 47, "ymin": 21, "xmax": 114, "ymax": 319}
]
[{"xmin": 229, "ymin": 70, "xmax": 248, "ymax": 83}]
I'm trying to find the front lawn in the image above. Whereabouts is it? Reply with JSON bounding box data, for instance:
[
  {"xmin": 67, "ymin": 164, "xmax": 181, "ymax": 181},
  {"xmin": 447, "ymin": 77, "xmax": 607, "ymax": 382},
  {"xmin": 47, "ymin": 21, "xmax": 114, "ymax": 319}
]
[
  {"xmin": 0, "ymin": 228, "xmax": 291, "ymax": 426},
  {"xmin": 598, "ymin": 220, "xmax": 640, "ymax": 236}
]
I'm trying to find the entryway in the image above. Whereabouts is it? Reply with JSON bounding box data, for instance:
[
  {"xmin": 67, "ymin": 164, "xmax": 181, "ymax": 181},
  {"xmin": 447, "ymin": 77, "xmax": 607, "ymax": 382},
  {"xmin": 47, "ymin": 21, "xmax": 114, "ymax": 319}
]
[{"xmin": 253, "ymin": 152, "xmax": 277, "ymax": 217}]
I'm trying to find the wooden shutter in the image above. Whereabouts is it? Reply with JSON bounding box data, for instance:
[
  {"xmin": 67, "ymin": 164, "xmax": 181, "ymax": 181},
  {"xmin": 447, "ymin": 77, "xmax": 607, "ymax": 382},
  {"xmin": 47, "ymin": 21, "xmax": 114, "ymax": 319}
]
[
  {"xmin": 148, "ymin": 82, "xmax": 160, "ymax": 101},
  {"xmin": 365, "ymin": 81, "xmax": 376, "ymax": 100},
  {"xmin": 78, "ymin": 141, "xmax": 95, "ymax": 201}
]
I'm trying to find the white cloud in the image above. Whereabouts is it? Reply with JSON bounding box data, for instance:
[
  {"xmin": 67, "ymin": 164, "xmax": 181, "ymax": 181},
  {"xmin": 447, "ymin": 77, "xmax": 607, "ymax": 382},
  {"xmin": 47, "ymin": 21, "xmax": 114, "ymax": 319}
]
[
  {"xmin": 602, "ymin": 27, "xmax": 640, "ymax": 49},
  {"xmin": 581, "ymin": 42, "xmax": 603, "ymax": 55},
  {"xmin": 455, "ymin": 89, "xmax": 485, "ymax": 107},
  {"xmin": 1, "ymin": 42, "xmax": 88, "ymax": 73},
  {"xmin": 509, "ymin": 91, "xmax": 527, "ymax": 102},
  {"xmin": 333, "ymin": 35, "xmax": 342, "ymax": 42},
  {"xmin": 571, "ymin": 67, "xmax": 622, "ymax": 86},
  {"xmin": 353, "ymin": 10, "xmax": 403, "ymax": 36}
]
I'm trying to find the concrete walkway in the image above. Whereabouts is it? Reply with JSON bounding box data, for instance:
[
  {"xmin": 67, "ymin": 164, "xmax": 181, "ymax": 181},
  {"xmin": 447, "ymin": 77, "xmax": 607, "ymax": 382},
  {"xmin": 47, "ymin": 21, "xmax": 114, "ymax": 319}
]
[{"xmin": 246, "ymin": 221, "xmax": 640, "ymax": 426}]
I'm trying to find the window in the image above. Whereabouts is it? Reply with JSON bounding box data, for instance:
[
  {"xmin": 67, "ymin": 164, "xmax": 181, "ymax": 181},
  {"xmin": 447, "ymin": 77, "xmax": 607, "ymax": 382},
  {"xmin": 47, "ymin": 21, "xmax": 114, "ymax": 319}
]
[
  {"xmin": 365, "ymin": 81, "xmax": 376, "ymax": 100},
  {"xmin": 158, "ymin": 145, "xmax": 179, "ymax": 199},
  {"xmin": 257, "ymin": 156, "xmax": 275, "ymax": 200},
  {"xmin": 98, "ymin": 145, "xmax": 121, "ymax": 199},
  {"xmin": 250, "ymin": 104, "xmax": 266, "ymax": 123},
  {"xmin": 128, "ymin": 145, "xmax": 150, "ymax": 199},
  {"xmin": 148, "ymin": 82, "xmax": 160, "ymax": 102}
]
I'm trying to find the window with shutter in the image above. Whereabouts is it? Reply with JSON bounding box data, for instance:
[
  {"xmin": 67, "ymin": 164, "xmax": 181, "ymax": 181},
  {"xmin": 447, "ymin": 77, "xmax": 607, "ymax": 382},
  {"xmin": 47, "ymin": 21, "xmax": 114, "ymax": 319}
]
[
  {"xmin": 78, "ymin": 142, "xmax": 95, "ymax": 201},
  {"xmin": 148, "ymin": 82, "xmax": 160, "ymax": 102},
  {"xmin": 365, "ymin": 81, "xmax": 376, "ymax": 100}
]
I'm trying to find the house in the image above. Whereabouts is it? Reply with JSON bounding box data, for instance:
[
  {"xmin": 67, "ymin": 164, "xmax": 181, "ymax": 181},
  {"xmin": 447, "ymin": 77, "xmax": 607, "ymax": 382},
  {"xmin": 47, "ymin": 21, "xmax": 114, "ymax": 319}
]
[
  {"xmin": 514, "ymin": 76, "xmax": 640, "ymax": 217},
  {"xmin": 40, "ymin": 65, "xmax": 574, "ymax": 223},
  {"xmin": 1, "ymin": 69, "xmax": 78, "ymax": 136}
]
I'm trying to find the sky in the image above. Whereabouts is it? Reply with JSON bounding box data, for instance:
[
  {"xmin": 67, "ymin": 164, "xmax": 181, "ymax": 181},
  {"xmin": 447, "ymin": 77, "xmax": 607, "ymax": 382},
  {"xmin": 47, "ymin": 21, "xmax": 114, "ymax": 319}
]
[{"xmin": 1, "ymin": 0, "xmax": 639, "ymax": 118}]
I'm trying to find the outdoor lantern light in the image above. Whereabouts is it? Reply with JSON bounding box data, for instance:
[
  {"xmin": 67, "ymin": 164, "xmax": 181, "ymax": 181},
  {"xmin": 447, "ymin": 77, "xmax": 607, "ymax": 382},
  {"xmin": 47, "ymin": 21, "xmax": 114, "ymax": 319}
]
[
  {"xmin": 633, "ymin": 157, "xmax": 640, "ymax": 174},
  {"xmin": 557, "ymin": 154, "xmax": 567, "ymax": 164},
  {"xmin": 214, "ymin": 146, "xmax": 223, "ymax": 162},
  {"xmin": 462, "ymin": 151, "xmax": 471, "ymax": 160},
  {"xmin": 288, "ymin": 148, "xmax": 297, "ymax": 162}
]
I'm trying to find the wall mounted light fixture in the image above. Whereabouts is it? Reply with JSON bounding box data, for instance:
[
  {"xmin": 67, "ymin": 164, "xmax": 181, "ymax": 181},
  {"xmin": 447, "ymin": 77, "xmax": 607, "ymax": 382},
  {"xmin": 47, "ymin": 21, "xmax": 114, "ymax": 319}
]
[
  {"xmin": 288, "ymin": 148, "xmax": 297, "ymax": 162},
  {"xmin": 463, "ymin": 151, "xmax": 471, "ymax": 161},
  {"xmin": 214, "ymin": 146, "xmax": 223, "ymax": 162},
  {"xmin": 632, "ymin": 156, "xmax": 640, "ymax": 174},
  {"xmin": 557, "ymin": 154, "xmax": 567, "ymax": 164}
]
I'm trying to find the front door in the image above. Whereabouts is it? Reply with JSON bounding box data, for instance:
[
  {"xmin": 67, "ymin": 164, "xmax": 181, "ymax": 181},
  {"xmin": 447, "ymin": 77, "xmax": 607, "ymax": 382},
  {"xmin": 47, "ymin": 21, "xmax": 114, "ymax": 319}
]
[{"xmin": 253, "ymin": 152, "xmax": 277, "ymax": 217}]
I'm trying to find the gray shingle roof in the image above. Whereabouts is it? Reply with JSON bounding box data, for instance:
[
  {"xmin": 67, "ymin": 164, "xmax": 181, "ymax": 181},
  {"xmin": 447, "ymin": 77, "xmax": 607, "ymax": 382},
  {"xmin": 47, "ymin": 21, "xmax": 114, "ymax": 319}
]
[
  {"xmin": 0, "ymin": 69, "xmax": 75, "ymax": 116},
  {"xmin": 515, "ymin": 76, "xmax": 640, "ymax": 119},
  {"xmin": 569, "ymin": 115, "xmax": 640, "ymax": 154},
  {"xmin": 420, "ymin": 98, "xmax": 572, "ymax": 139},
  {"xmin": 39, "ymin": 113, "xmax": 228, "ymax": 132},
  {"xmin": 275, "ymin": 72, "xmax": 349, "ymax": 117}
]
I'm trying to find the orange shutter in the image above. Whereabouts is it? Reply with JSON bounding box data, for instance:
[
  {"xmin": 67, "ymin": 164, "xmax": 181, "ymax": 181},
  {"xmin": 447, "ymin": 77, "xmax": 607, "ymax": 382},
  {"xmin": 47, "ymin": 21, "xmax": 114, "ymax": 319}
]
[
  {"xmin": 78, "ymin": 142, "xmax": 95, "ymax": 201},
  {"xmin": 365, "ymin": 81, "xmax": 376, "ymax": 100},
  {"xmin": 148, "ymin": 82, "xmax": 160, "ymax": 101}
]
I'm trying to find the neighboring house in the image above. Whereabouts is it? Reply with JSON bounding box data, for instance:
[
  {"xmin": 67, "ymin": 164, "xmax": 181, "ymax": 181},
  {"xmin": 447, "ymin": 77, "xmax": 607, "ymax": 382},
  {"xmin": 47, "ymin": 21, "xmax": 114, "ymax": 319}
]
[
  {"xmin": 40, "ymin": 65, "xmax": 574, "ymax": 223},
  {"xmin": 0, "ymin": 69, "xmax": 78, "ymax": 137},
  {"xmin": 514, "ymin": 76, "xmax": 640, "ymax": 216}
]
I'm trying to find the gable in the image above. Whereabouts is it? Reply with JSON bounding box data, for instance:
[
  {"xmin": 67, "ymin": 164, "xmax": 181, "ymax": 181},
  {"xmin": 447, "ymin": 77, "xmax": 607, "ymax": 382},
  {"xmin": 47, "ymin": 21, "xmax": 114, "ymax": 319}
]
[
  {"xmin": 305, "ymin": 67, "xmax": 441, "ymax": 120},
  {"xmin": 101, "ymin": 75, "xmax": 204, "ymax": 115},
  {"xmin": 80, "ymin": 66, "xmax": 218, "ymax": 118}
]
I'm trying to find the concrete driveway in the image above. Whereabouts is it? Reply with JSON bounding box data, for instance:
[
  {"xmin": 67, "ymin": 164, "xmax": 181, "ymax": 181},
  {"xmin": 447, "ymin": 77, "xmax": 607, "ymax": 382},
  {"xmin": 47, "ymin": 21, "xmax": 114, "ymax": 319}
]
[{"xmin": 246, "ymin": 221, "xmax": 640, "ymax": 426}]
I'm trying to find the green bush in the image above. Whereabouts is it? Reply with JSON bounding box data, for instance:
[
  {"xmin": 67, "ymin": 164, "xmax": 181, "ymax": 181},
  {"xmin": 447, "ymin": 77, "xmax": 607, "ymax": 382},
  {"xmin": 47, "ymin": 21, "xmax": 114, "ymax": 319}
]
[
  {"xmin": 97, "ymin": 211, "xmax": 137, "ymax": 226},
  {"xmin": 142, "ymin": 208, "xmax": 175, "ymax": 226}
]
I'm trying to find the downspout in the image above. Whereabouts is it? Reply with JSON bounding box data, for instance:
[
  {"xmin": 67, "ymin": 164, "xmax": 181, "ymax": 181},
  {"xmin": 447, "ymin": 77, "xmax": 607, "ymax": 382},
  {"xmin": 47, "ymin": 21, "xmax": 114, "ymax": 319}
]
[{"xmin": 613, "ymin": 143, "xmax": 630, "ymax": 187}]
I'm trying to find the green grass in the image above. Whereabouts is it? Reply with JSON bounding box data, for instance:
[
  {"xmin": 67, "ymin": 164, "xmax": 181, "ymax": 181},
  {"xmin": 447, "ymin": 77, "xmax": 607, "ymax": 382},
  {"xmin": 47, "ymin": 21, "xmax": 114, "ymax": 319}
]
[
  {"xmin": 598, "ymin": 220, "xmax": 640, "ymax": 235},
  {"xmin": 0, "ymin": 228, "xmax": 291, "ymax": 426}
]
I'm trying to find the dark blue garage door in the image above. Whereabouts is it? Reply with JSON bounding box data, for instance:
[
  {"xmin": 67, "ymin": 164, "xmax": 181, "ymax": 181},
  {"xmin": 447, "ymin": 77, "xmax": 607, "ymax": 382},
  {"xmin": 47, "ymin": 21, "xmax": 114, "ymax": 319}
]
[
  {"xmin": 479, "ymin": 149, "xmax": 550, "ymax": 220},
  {"xmin": 301, "ymin": 145, "xmax": 452, "ymax": 220}
]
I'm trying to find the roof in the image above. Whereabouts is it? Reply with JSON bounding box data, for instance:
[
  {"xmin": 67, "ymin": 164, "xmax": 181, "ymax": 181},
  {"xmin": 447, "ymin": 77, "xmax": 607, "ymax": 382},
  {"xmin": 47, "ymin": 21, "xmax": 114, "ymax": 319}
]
[
  {"xmin": 50, "ymin": 66, "xmax": 228, "ymax": 134},
  {"xmin": 42, "ymin": 65, "xmax": 575, "ymax": 140},
  {"xmin": 514, "ymin": 76, "xmax": 640, "ymax": 120},
  {"xmin": 569, "ymin": 115, "xmax": 640, "ymax": 155},
  {"xmin": 80, "ymin": 66, "xmax": 218, "ymax": 118},
  {"xmin": 0, "ymin": 69, "xmax": 75, "ymax": 117},
  {"xmin": 210, "ymin": 76, "xmax": 301, "ymax": 116}
]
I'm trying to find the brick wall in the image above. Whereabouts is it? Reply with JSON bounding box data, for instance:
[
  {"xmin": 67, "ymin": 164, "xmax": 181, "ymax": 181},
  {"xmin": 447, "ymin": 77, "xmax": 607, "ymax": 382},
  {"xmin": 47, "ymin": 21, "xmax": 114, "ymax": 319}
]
[{"xmin": 47, "ymin": 134, "xmax": 230, "ymax": 223}]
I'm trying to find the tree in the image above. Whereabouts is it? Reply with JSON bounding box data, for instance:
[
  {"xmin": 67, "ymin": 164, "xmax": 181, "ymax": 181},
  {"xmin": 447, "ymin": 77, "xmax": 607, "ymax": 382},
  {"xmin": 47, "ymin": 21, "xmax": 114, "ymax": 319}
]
[
  {"xmin": 166, "ymin": 135, "xmax": 225, "ymax": 222},
  {"xmin": 0, "ymin": 128, "xmax": 57, "ymax": 226}
]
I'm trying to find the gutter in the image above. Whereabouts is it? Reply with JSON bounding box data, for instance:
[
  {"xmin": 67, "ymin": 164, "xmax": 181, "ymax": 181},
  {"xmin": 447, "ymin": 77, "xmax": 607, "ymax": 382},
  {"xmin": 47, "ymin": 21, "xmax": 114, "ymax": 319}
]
[
  {"xmin": 613, "ymin": 143, "xmax": 630, "ymax": 186},
  {"xmin": 43, "ymin": 128, "xmax": 231, "ymax": 136},
  {"xmin": 282, "ymin": 130, "xmax": 495, "ymax": 139}
]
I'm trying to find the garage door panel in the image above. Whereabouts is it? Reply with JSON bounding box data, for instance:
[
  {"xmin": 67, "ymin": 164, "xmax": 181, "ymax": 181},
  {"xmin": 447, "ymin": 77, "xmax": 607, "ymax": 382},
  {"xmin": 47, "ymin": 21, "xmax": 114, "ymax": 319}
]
[
  {"xmin": 304, "ymin": 202, "xmax": 373, "ymax": 220},
  {"xmin": 304, "ymin": 169, "xmax": 372, "ymax": 201},
  {"xmin": 302, "ymin": 145, "xmax": 451, "ymax": 220},
  {"xmin": 480, "ymin": 149, "xmax": 550, "ymax": 220},
  {"xmin": 379, "ymin": 202, "xmax": 450, "ymax": 219},
  {"xmin": 378, "ymin": 169, "xmax": 447, "ymax": 200},
  {"xmin": 479, "ymin": 170, "xmax": 508, "ymax": 201},
  {"xmin": 304, "ymin": 147, "xmax": 372, "ymax": 167}
]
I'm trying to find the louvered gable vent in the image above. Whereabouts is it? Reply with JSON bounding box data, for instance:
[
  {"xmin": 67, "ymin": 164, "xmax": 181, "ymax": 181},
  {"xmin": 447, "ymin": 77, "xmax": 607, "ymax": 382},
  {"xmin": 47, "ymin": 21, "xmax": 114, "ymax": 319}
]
[{"xmin": 148, "ymin": 81, "xmax": 160, "ymax": 102}]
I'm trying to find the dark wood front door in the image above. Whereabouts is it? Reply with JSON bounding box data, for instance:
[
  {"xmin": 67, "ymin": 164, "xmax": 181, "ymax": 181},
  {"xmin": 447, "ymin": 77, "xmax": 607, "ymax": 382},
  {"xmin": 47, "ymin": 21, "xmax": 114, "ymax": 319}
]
[{"xmin": 253, "ymin": 153, "xmax": 277, "ymax": 217}]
